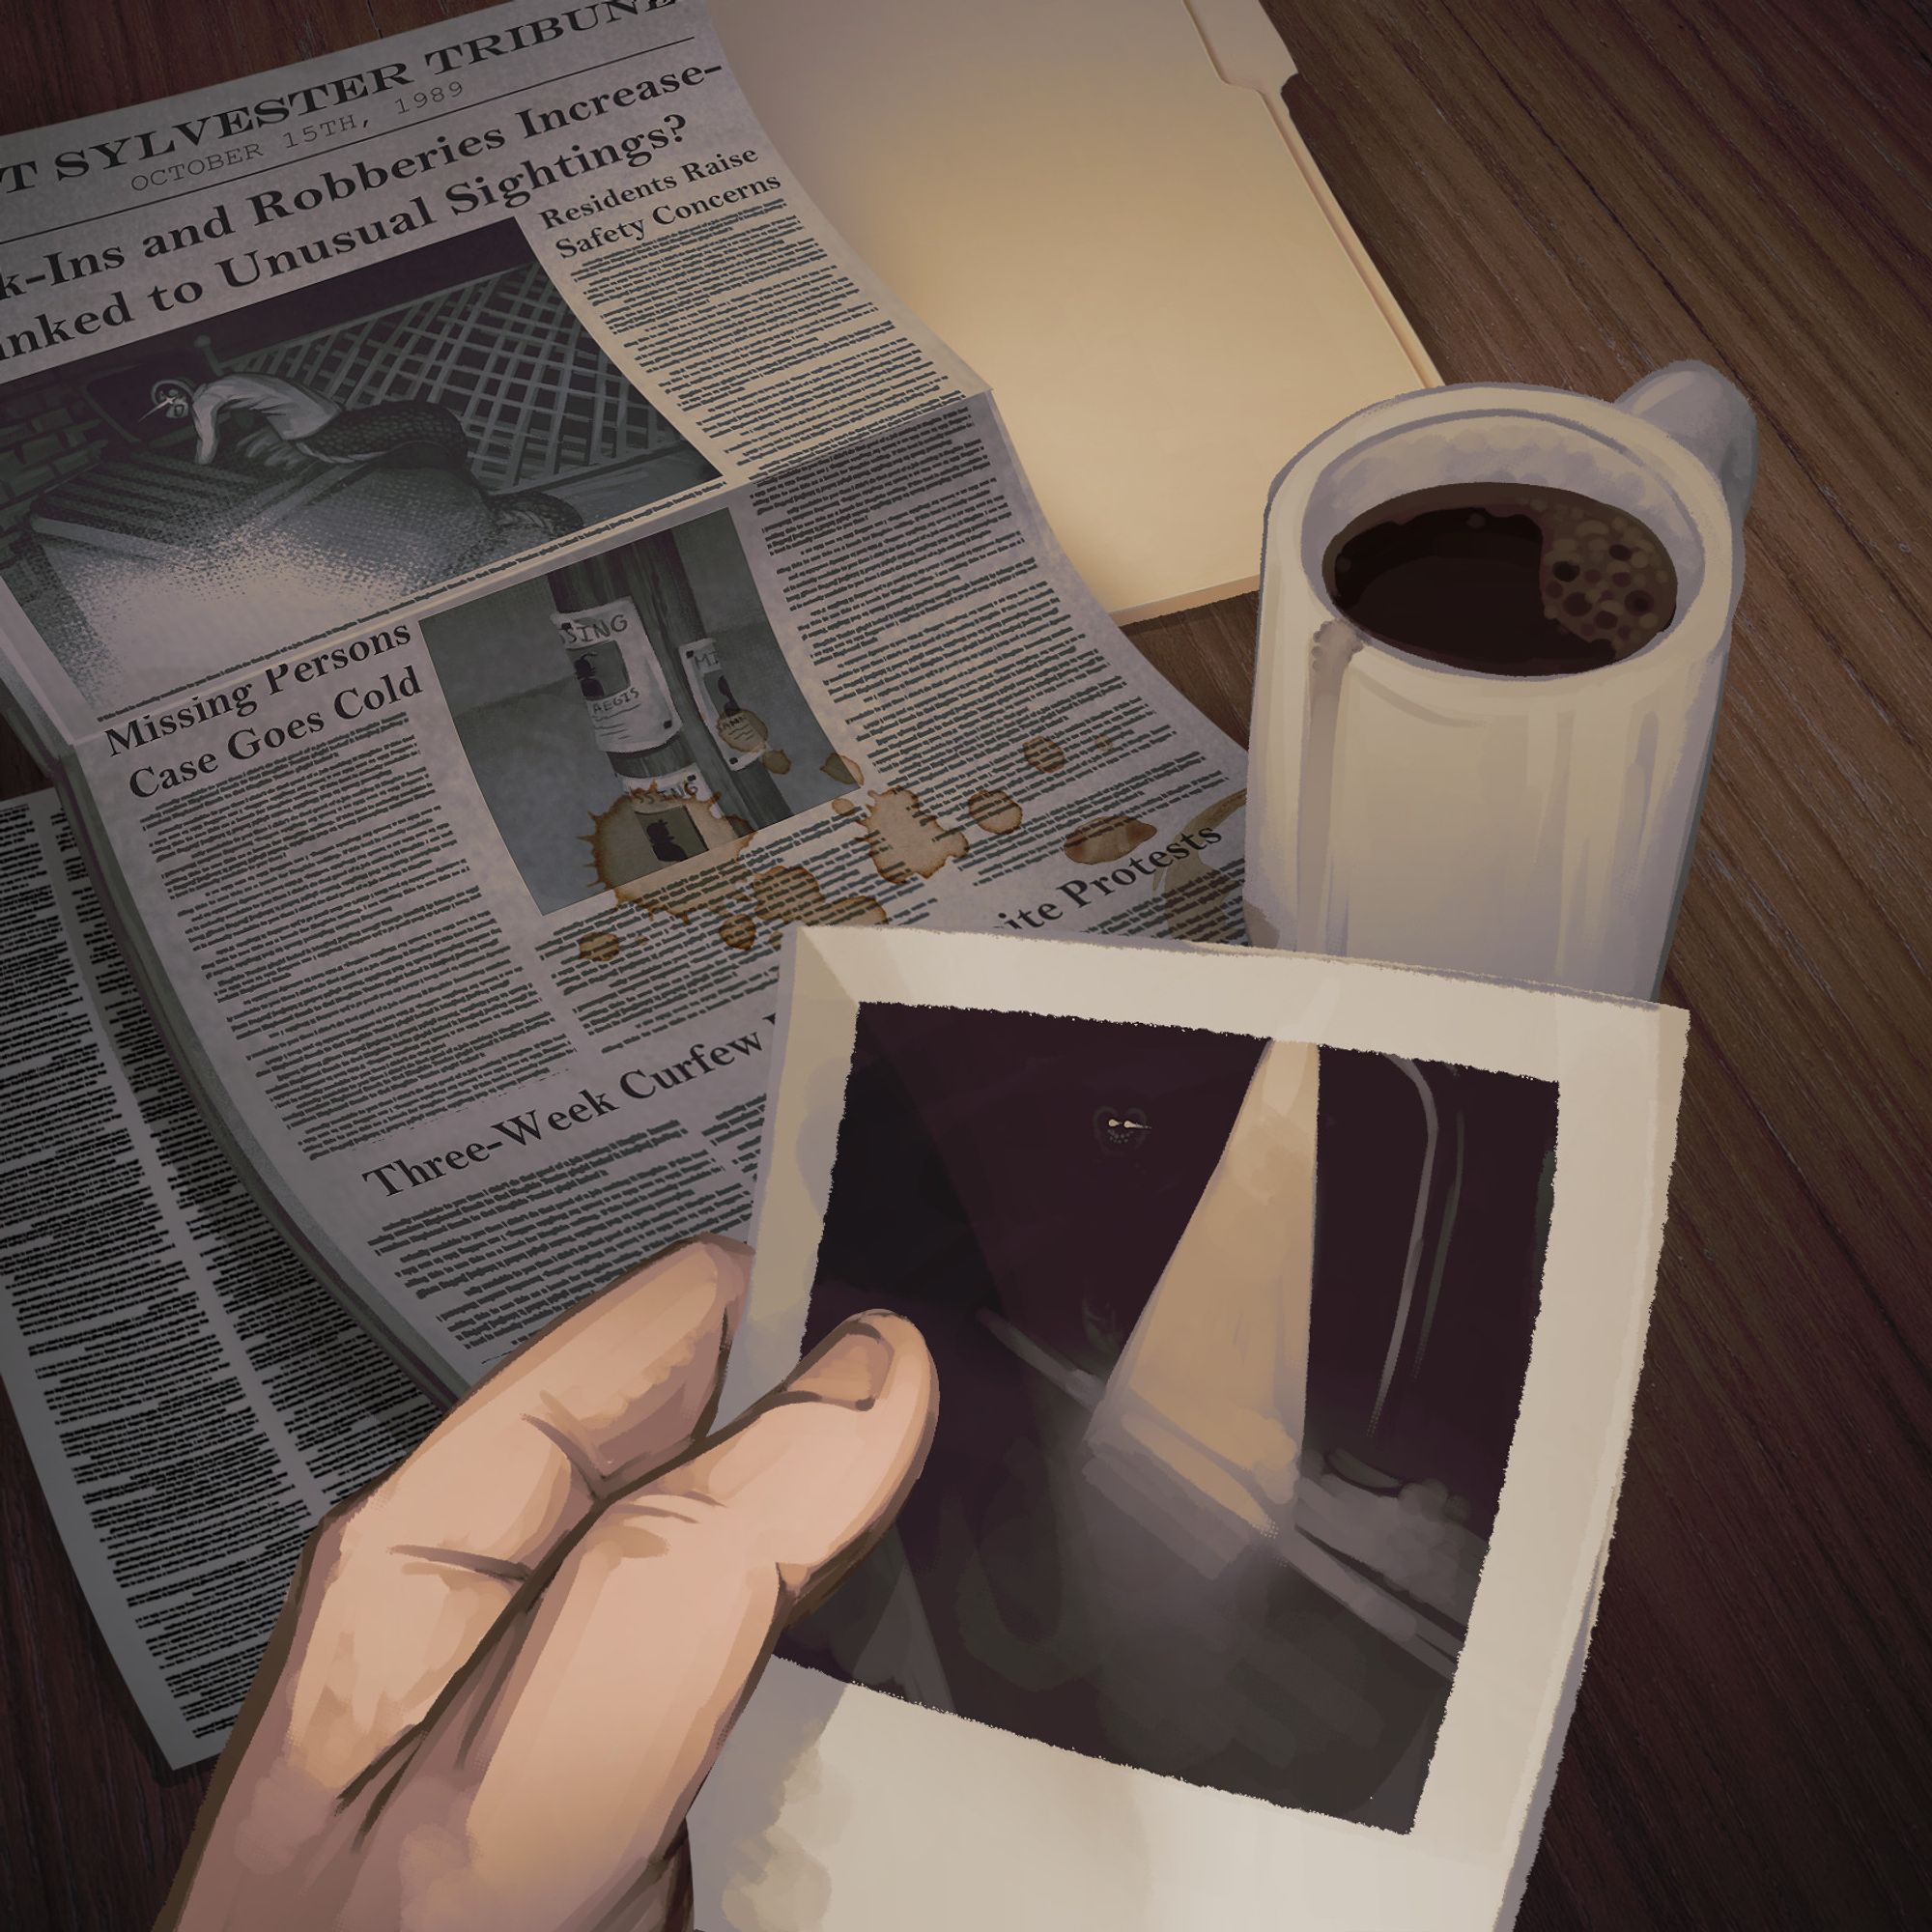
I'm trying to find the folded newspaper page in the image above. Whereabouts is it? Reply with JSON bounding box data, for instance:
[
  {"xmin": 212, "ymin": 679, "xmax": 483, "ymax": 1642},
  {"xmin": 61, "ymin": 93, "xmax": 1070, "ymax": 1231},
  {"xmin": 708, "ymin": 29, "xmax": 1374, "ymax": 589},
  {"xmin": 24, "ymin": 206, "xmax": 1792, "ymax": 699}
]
[
  {"xmin": 0, "ymin": 0, "xmax": 1248, "ymax": 1396},
  {"xmin": 0, "ymin": 789, "xmax": 439, "ymax": 1767},
  {"xmin": 691, "ymin": 924, "xmax": 1687, "ymax": 1932}
]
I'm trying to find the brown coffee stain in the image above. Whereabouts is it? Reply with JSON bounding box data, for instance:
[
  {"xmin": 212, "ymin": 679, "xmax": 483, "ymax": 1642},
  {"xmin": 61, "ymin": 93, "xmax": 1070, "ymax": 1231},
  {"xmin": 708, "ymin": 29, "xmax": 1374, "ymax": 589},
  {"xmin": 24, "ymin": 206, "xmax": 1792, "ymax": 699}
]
[
  {"xmin": 621, "ymin": 852, "xmax": 748, "ymax": 926},
  {"xmin": 761, "ymin": 747, "xmax": 792, "ymax": 774},
  {"xmin": 577, "ymin": 931, "xmax": 621, "ymax": 964},
  {"xmin": 724, "ymin": 814, "xmax": 753, "ymax": 838},
  {"xmin": 1022, "ymin": 735, "xmax": 1065, "ymax": 774},
  {"xmin": 584, "ymin": 788, "xmax": 746, "ymax": 905},
  {"xmin": 829, "ymin": 796, "xmax": 858, "ymax": 817},
  {"xmin": 718, "ymin": 708, "xmax": 768, "ymax": 755},
  {"xmin": 821, "ymin": 753, "xmax": 862, "ymax": 785},
  {"xmin": 586, "ymin": 776, "xmax": 910, "ymax": 954},
  {"xmin": 1094, "ymin": 733, "xmax": 1117, "ymax": 754},
  {"xmin": 1064, "ymin": 813, "xmax": 1156, "ymax": 866},
  {"xmin": 587, "ymin": 792, "xmax": 753, "ymax": 915},
  {"xmin": 967, "ymin": 787, "xmax": 1024, "ymax": 836},
  {"xmin": 748, "ymin": 864, "xmax": 889, "ymax": 931},
  {"xmin": 1160, "ymin": 790, "xmax": 1247, "ymax": 944},
  {"xmin": 858, "ymin": 786, "xmax": 969, "ymax": 886},
  {"xmin": 589, "ymin": 794, "xmax": 891, "ymax": 956}
]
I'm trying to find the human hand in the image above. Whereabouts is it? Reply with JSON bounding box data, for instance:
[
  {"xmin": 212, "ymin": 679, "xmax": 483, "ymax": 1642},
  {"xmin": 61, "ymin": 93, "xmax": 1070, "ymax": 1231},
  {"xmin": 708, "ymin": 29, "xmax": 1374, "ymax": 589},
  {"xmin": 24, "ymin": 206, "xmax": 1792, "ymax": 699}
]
[
  {"xmin": 189, "ymin": 373, "xmax": 340, "ymax": 462},
  {"xmin": 156, "ymin": 1236, "xmax": 937, "ymax": 1932}
]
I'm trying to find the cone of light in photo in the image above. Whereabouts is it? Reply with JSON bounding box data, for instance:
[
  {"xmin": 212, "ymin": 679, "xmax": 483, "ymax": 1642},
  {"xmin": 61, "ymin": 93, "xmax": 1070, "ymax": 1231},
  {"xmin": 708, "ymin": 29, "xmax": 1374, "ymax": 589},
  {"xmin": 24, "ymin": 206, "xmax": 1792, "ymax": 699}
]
[{"xmin": 1081, "ymin": 1038, "xmax": 1318, "ymax": 1575}]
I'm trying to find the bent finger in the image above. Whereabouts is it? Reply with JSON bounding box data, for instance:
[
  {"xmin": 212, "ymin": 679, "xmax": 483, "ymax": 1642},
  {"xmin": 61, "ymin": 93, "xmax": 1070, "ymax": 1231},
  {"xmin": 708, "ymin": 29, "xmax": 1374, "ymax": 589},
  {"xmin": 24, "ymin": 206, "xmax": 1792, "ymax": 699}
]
[
  {"xmin": 262, "ymin": 1236, "xmax": 749, "ymax": 1797},
  {"xmin": 444, "ymin": 1313, "xmax": 937, "ymax": 1928}
]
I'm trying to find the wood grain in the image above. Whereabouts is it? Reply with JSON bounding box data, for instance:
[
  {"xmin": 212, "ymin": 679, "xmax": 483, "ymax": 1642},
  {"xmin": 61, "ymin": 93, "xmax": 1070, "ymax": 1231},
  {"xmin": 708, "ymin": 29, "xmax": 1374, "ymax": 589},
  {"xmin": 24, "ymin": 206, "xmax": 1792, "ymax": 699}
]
[{"xmin": 3, "ymin": 1, "xmax": 1929, "ymax": 1926}]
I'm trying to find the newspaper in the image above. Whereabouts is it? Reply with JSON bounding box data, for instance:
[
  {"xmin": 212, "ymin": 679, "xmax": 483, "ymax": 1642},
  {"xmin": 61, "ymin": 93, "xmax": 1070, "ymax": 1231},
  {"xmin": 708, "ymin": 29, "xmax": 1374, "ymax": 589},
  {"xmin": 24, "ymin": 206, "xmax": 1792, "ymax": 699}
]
[
  {"xmin": 0, "ymin": 0, "xmax": 1249, "ymax": 1402},
  {"xmin": 0, "ymin": 788, "xmax": 440, "ymax": 1767}
]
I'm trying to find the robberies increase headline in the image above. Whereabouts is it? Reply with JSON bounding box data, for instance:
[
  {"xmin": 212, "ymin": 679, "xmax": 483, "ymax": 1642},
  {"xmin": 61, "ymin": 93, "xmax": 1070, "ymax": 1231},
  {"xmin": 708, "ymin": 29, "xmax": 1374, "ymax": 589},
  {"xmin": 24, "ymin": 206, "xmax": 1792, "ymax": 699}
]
[
  {"xmin": 0, "ymin": 8, "xmax": 781, "ymax": 367},
  {"xmin": 3, "ymin": 68, "xmax": 738, "ymax": 321}
]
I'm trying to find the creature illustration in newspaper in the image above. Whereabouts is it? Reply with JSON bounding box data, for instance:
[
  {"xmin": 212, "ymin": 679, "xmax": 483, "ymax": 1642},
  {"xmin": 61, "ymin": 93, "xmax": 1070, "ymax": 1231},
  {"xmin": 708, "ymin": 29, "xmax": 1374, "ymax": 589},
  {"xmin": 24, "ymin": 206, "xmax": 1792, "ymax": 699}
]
[{"xmin": 2, "ymin": 221, "xmax": 717, "ymax": 712}]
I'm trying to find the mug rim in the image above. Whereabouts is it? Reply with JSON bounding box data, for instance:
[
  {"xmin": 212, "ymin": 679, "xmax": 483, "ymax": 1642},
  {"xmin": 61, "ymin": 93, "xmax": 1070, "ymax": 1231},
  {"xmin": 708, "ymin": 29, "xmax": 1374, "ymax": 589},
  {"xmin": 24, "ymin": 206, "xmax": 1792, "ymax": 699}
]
[{"xmin": 1264, "ymin": 384, "xmax": 1740, "ymax": 700}]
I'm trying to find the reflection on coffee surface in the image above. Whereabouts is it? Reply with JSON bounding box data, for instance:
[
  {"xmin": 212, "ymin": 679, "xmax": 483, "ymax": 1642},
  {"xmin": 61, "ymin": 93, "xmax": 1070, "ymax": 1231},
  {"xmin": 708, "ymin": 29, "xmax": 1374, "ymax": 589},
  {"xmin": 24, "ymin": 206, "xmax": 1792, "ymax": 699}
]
[{"xmin": 1325, "ymin": 485, "xmax": 1680, "ymax": 675}]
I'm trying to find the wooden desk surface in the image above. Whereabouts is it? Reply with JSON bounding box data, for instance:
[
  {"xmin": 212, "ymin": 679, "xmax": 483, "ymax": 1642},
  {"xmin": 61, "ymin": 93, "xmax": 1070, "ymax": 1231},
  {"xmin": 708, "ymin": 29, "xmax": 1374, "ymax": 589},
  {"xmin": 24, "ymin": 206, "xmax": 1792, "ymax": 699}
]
[{"xmin": 3, "ymin": 2, "xmax": 1928, "ymax": 1926}]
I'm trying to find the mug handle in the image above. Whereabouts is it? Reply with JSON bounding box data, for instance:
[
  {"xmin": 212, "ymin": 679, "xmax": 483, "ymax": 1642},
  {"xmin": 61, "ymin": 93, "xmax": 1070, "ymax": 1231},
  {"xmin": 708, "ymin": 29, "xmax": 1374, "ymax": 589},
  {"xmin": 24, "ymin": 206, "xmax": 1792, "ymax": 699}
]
[{"xmin": 1616, "ymin": 361, "xmax": 1758, "ymax": 529}]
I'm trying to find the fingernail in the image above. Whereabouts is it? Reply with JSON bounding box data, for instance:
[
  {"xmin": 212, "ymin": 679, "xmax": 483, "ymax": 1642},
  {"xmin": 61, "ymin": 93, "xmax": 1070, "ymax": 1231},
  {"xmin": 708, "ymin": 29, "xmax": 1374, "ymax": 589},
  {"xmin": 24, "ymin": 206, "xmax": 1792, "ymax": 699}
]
[{"xmin": 787, "ymin": 1321, "xmax": 892, "ymax": 1409}]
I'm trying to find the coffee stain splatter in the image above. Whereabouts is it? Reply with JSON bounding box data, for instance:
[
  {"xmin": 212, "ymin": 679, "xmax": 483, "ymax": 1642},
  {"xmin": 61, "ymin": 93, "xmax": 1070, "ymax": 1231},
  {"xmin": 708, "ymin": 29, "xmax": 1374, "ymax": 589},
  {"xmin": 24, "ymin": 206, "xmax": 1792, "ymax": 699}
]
[
  {"xmin": 725, "ymin": 814, "xmax": 753, "ymax": 838},
  {"xmin": 821, "ymin": 753, "xmax": 862, "ymax": 785},
  {"xmin": 1022, "ymin": 735, "xmax": 1065, "ymax": 774},
  {"xmin": 1094, "ymin": 733, "xmax": 1117, "ymax": 754},
  {"xmin": 625, "ymin": 854, "xmax": 756, "ymax": 928},
  {"xmin": 829, "ymin": 796, "xmax": 858, "ymax": 817},
  {"xmin": 577, "ymin": 931, "xmax": 621, "ymax": 964},
  {"xmin": 858, "ymin": 786, "xmax": 969, "ymax": 886},
  {"xmin": 1159, "ymin": 790, "xmax": 1247, "ymax": 944},
  {"xmin": 1064, "ymin": 813, "xmax": 1155, "ymax": 866},
  {"xmin": 748, "ymin": 864, "xmax": 889, "ymax": 930},
  {"xmin": 761, "ymin": 747, "xmax": 792, "ymax": 774},
  {"xmin": 585, "ymin": 779, "xmax": 913, "ymax": 954},
  {"xmin": 590, "ymin": 799, "xmax": 889, "ymax": 956},
  {"xmin": 967, "ymin": 787, "xmax": 1024, "ymax": 836},
  {"xmin": 584, "ymin": 789, "xmax": 744, "ymax": 903},
  {"xmin": 718, "ymin": 708, "xmax": 768, "ymax": 755}
]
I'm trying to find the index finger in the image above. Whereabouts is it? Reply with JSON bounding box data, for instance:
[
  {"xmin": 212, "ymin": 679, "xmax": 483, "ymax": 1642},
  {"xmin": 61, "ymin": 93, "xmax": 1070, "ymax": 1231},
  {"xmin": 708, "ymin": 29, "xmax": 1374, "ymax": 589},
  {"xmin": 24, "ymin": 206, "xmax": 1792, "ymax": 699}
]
[{"xmin": 269, "ymin": 1236, "xmax": 751, "ymax": 1795}]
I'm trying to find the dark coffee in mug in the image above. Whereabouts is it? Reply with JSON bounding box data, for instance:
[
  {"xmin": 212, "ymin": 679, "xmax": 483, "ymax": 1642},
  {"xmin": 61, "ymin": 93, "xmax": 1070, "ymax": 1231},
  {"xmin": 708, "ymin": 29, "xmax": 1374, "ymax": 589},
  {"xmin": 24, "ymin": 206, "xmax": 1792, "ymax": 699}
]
[{"xmin": 1323, "ymin": 484, "xmax": 1680, "ymax": 676}]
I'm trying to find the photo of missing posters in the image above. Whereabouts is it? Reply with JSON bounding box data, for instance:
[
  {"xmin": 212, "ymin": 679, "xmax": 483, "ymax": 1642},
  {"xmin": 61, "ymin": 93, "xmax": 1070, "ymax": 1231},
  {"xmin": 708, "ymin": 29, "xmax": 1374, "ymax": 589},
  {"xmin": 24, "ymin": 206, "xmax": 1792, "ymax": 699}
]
[
  {"xmin": 0, "ymin": 221, "xmax": 717, "ymax": 712},
  {"xmin": 421, "ymin": 509, "xmax": 855, "ymax": 915},
  {"xmin": 698, "ymin": 927, "xmax": 1686, "ymax": 1932},
  {"xmin": 781, "ymin": 1002, "xmax": 1555, "ymax": 1833}
]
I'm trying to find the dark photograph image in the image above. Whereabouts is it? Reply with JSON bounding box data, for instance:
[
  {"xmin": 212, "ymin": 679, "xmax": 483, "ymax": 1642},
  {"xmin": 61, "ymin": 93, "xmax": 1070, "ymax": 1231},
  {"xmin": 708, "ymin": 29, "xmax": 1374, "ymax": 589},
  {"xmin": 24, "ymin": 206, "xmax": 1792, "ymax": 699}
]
[
  {"xmin": 0, "ymin": 221, "xmax": 717, "ymax": 712},
  {"xmin": 422, "ymin": 511, "xmax": 854, "ymax": 916},
  {"xmin": 782, "ymin": 1003, "xmax": 1560, "ymax": 1832}
]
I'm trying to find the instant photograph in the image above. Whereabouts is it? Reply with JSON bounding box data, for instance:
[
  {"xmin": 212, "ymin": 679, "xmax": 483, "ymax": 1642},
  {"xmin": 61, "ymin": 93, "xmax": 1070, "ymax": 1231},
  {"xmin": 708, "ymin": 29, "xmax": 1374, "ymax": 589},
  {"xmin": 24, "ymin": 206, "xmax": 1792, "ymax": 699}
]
[{"xmin": 694, "ymin": 927, "xmax": 1685, "ymax": 1932}]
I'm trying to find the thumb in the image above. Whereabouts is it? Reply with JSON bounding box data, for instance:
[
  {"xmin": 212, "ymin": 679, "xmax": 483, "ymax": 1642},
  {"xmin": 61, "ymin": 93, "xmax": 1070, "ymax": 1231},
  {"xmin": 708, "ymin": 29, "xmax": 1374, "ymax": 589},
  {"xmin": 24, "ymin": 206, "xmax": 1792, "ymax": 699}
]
[
  {"xmin": 649, "ymin": 1311, "xmax": 938, "ymax": 1621},
  {"xmin": 440, "ymin": 1315, "xmax": 937, "ymax": 1922}
]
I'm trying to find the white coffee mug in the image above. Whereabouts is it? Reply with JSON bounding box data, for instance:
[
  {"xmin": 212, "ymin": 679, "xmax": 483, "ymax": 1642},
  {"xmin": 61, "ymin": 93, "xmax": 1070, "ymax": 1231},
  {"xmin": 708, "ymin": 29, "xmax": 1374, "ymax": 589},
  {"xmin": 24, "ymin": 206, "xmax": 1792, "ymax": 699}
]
[{"xmin": 1246, "ymin": 362, "xmax": 1756, "ymax": 999}]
